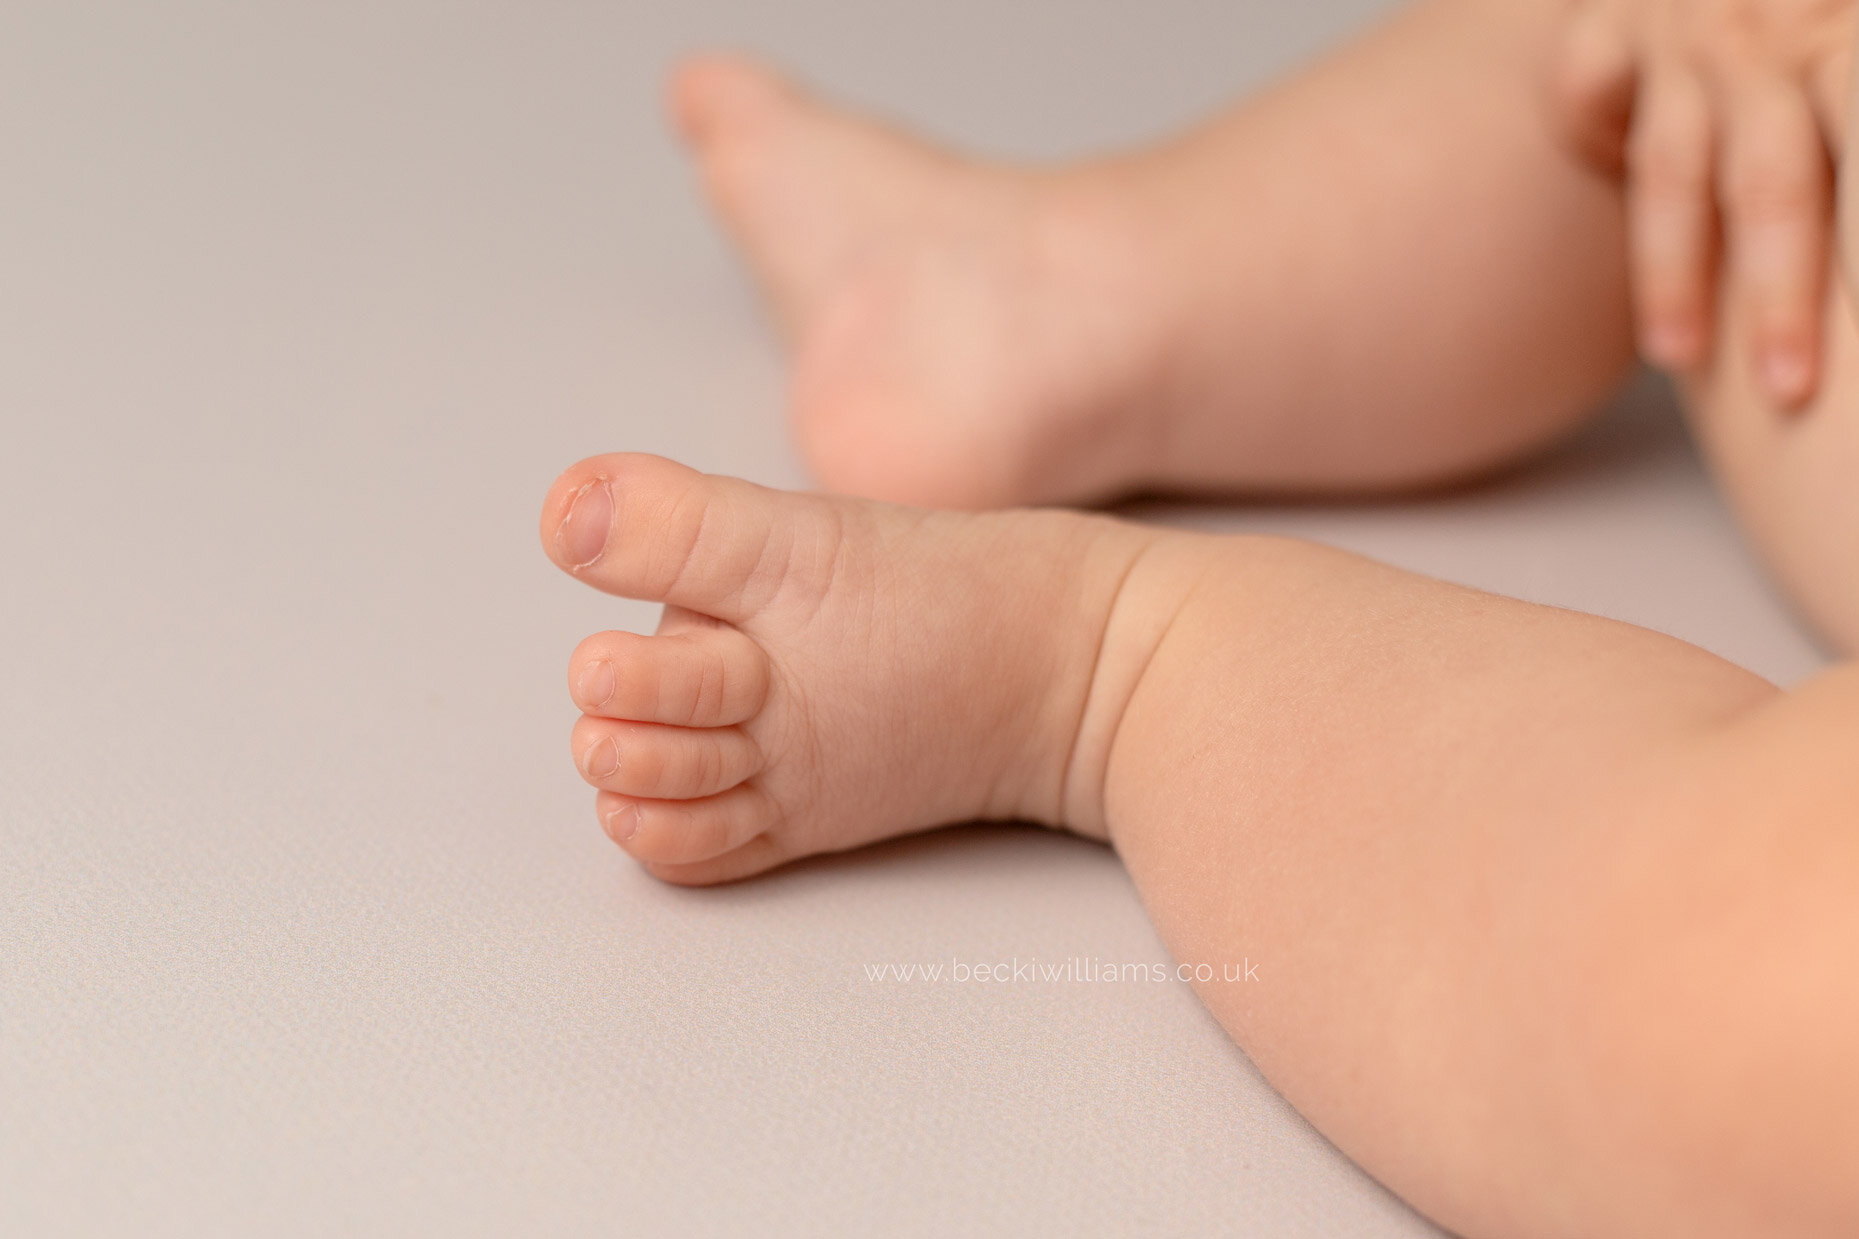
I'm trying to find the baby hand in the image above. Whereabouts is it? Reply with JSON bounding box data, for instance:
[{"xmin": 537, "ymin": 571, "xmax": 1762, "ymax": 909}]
[{"xmin": 1553, "ymin": 0, "xmax": 1854, "ymax": 407}]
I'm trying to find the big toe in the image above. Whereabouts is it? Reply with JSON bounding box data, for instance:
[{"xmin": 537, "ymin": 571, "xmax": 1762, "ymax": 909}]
[
  {"xmin": 540, "ymin": 452, "xmax": 841, "ymax": 625},
  {"xmin": 669, "ymin": 54, "xmax": 801, "ymax": 148}
]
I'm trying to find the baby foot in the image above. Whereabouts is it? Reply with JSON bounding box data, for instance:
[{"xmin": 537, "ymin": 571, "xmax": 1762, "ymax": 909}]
[
  {"xmin": 540, "ymin": 453, "xmax": 1165, "ymax": 883},
  {"xmin": 671, "ymin": 55, "xmax": 1173, "ymax": 509}
]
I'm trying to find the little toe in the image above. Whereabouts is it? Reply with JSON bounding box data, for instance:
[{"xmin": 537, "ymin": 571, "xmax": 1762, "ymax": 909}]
[
  {"xmin": 573, "ymin": 716, "xmax": 764, "ymax": 801},
  {"xmin": 597, "ymin": 783, "xmax": 782, "ymax": 867},
  {"xmin": 639, "ymin": 833, "xmax": 794, "ymax": 887},
  {"xmin": 570, "ymin": 626, "xmax": 770, "ymax": 728}
]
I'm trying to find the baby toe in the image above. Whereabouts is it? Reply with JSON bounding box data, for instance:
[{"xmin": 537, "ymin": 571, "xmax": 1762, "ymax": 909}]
[
  {"xmin": 639, "ymin": 833, "xmax": 794, "ymax": 886},
  {"xmin": 569, "ymin": 626, "xmax": 769, "ymax": 728},
  {"xmin": 597, "ymin": 783, "xmax": 781, "ymax": 867},
  {"xmin": 573, "ymin": 716, "xmax": 764, "ymax": 801}
]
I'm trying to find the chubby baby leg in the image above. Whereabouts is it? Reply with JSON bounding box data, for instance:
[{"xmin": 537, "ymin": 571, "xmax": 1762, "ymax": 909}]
[
  {"xmin": 676, "ymin": 0, "xmax": 1637, "ymax": 509},
  {"xmin": 544, "ymin": 456, "xmax": 1859, "ymax": 1236}
]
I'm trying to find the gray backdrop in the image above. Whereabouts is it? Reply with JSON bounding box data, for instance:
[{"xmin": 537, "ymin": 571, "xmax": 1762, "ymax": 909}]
[{"xmin": 0, "ymin": 0, "xmax": 1825, "ymax": 1235}]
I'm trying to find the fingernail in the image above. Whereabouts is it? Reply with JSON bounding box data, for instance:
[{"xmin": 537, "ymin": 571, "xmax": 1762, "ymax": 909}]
[
  {"xmin": 1762, "ymin": 349, "xmax": 1809, "ymax": 405},
  {"xmin": 582, "ymin": 736, "xmax": 619, "ymax": 780},
  {"xmin": 557, "ymin": 478, "xmax": 612, "ymax": 569},
  {"xmin": 576, "ymin": 659, "xmax": 615, "ymax": 709},
  {"xmin": 1643, "ymin": 323, "xmax": 1696, "ymax": 368},
  {"xmin": 604, "ymin": 803, "xmax": 641, "ymax": 843}
]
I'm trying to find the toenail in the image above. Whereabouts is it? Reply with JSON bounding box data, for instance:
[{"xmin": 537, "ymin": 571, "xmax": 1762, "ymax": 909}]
[
  {"xmin": 582, "ymin": 736, "xmax": 619, "ymax": 780},
  {"xmin": 576, "ymin": 660, "xmax": 616, "ymax": 709},
  {"xmin": 557, "ymin": 478, "xmax": 613, "ymax": 569},
  {"xmin": 604, "ymin": 803, "xmax": 641, "ymax": 843}
]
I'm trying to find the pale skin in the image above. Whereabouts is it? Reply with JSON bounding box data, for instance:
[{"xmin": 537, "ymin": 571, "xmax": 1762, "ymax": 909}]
[
  {"xmin": 542, "ymin": 0, "xmax": 1859, "ymax": 1234},
  {"xmin": 1555, "ymin": 0, "xmax": 1854, "ymax": 403}
]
